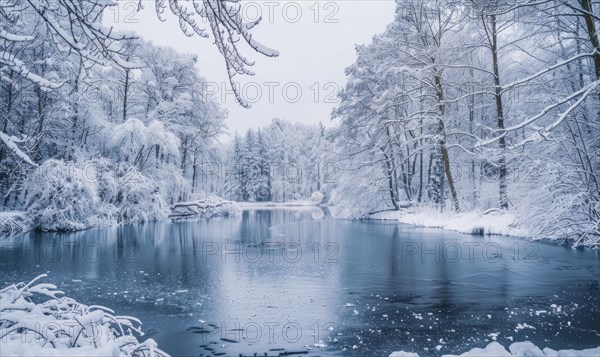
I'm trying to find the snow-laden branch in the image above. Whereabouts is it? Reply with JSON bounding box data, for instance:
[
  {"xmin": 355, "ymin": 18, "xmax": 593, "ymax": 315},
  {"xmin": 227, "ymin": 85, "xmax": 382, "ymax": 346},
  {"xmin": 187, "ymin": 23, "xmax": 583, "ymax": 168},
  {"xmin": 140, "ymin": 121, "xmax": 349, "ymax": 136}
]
[
  {"xmin": 0, "ymin": 51, "xmax": 63, "ymax": 91},
  {"xmin": 500, "ymin": 52, "xmax": 597, "ymax": 94},
  {"xmin": 0, "ymin": 29, "xmax": 34, "ymax": 41},
  {"xmin": 0, "ymin": 131, "xmax": 37, "ymax": 167},
  {"xmin": 154, "ymin": 0, "xmax": 278, "ymax": 108},
  {"xmin": 477, "ymin": 80, "xmax": 600, "ymax": 147}
]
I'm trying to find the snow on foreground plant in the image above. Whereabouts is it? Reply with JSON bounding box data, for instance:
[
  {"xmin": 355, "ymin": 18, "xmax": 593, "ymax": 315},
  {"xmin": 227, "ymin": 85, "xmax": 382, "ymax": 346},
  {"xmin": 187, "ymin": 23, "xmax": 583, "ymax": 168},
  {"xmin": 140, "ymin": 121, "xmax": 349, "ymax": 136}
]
[{"xmin": 0, "ymin": 275, "xmax": 168, "ymax": 357}]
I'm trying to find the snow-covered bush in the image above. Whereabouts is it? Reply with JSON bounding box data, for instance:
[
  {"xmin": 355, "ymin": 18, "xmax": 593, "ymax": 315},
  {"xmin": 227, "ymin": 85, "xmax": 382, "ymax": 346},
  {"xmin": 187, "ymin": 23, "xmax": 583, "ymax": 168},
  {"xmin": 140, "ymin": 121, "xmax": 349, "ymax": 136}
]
[
  {"xmin": 108, "ymin": 119, "xmax": 180, "ymax": 172},
  {"xmin": 310, "ymin": 191, "xmax": 324, "ymax": 205},
  {"xmin": 514, "ymin": 160, "xmax": 600, "ymax": 248},
  {"xmin": 21, "ymin": 160, "xmax": 115, "ymax": 231},
  {"xmin": 108, "ymin": 118, "xmax": 192, "ymax": 206},
  {"xmin": 1, "ymin": 275, "xmax": 168, "ymax": 357},
  {"xmin": 144, "ymin": 165, "xmax": 192, "ymax": 205},
  {"xmin": 19, "ymin": 159, "xmax": 174, "ymax": 231},
  {"xmin": 112, "ymin": 164, "xmax": 170, "ymax": 224}
]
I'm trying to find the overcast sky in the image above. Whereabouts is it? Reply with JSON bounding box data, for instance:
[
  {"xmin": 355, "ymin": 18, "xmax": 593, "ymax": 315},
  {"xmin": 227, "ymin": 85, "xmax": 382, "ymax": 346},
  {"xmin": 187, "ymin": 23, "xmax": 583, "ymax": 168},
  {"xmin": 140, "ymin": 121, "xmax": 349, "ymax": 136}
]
[{"xmin": 106, "ymin": 1, "xmax": 396, "ymax": 139}]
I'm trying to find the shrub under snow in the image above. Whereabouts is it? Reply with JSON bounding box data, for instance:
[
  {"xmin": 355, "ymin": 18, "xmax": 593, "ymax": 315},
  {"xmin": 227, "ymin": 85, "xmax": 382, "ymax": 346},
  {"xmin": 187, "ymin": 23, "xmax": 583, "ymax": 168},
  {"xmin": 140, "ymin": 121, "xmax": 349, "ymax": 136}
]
[
  {"xmin": 21, "ymin": 160, "xmax": 114, "ymax": 231},
  {"xmin": 19, "ymin": 159, "xmax": 177, "ymax": 231},
  {"xmin": 0, "ymin": 275, "xmax": 168, "ymax": 357},
  {"xmin": 310, "ymin": 191, "xmax": 325, "ymax": 205},
  {"xmin": 111, "ymin": 164, "xmax": 170, "ymax": 224}
]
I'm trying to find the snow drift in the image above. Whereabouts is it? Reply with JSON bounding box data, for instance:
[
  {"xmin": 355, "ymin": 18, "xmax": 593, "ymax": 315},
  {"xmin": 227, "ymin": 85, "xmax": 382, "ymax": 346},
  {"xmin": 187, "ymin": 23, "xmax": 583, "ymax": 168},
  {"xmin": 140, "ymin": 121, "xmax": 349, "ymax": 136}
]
[{"xmin": 372, "ymin": 207, "xmax": 526, "ymax": 237}]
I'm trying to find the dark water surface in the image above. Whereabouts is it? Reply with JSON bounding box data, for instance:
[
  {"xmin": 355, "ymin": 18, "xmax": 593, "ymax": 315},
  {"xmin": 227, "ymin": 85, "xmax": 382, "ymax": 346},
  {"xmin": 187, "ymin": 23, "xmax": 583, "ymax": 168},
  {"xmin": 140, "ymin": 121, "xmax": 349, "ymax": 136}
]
[{"xmin": 1, "ymin": 208, "xmax": 599, "ymax": 356}]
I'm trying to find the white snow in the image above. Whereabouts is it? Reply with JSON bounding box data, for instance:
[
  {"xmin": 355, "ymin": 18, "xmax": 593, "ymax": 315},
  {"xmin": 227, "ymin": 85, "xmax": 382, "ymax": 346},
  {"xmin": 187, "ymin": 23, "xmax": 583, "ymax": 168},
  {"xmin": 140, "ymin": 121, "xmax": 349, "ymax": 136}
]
[
  {"xmin": 390, "ymin": 352, "xmax": 420, "ymax": 357},
  {"xmin": 314, "ymin": 341, "xmax": 326, "ymax": 348},
  {"xmin": 389, "ymin": 342, "xmax": 600, "ymax": 357},
  {"xmin": 310, "ymin": 191, "xmax": 325, "ymax": 205},
  {"xmin": 372, "ymin": 207, "xmax": 527, "ymax": 237},
  {"xmin": 0, "ymin": 29, "xmax": 35, "ymax": 42},
  {"xmin": 1, "ymin": 275, "xmax": 168, "ymax": 356},
  {"xmin": 0, "ymin": 131, "xmax": 37, "ymax": 167},
  {"xmin": 515, "ymin": 323, "xmax": 536, "ymax": 331},
  {"xmin": 170, "ymin": 197, "xmax": 241, "ymax": 220},
  {"xmin": 237, "ymin": 199, "xmax": 322, "ymax": 208}
]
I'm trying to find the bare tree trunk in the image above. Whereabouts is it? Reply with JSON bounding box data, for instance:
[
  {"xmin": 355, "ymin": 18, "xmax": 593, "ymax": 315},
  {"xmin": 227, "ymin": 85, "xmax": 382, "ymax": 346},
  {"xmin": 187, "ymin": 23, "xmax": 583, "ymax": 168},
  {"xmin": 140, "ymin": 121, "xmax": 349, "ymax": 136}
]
[
  {"xmin": 488, "ymin": 14, "xmax": 509, "ymax": 209},
  {"xmin": 0, "ymin": 71, "xmax": 15, "ymax": 165},
  {"xmin": 181, "ymin": 138, "xmax": 188, "ymax": 174},
  {"xmin": 580, "ymin": 0, "xmax": 600, "ymax": 80},
  {"xmin": 68, "ymin": 62, "xmax": 82, "ymax": 161},
  {"xmin": 434, "ymin": 72, "xmax": 459, "ymax": 211},
  {"xmin": 382, "ymin": 148, "xmax": 401, "ymax": 211},
  {"xmin": 468, "ymin": 69, "xmax": 478, "ymax": 206},
  {"xmin": 192, "ymin": 147, "xmax": 198, "ymax": 194},
  {"xmin": 122, "ymin": 68, "xmax": 130, "ymax": 122}
]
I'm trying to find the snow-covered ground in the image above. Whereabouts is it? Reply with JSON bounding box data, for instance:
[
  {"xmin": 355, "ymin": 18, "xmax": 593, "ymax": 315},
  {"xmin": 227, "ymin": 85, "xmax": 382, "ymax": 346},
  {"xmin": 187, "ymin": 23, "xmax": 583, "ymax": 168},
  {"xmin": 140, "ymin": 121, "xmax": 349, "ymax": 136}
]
[
  {"xmin": 1, "ymin": 275, "xmax": 167, "ymax": 357},
  {"xmin": 237, "ymin": 200, "xmax": 319, "ymax": 208},
  {"xmin": 237, "ymin": 192, "xmax": 325, "ymax": 209},
  {"xmin": 372, "ymin": 208, "xmax": 528, "ymax": 237},
  {"xmin": 389, "ymin": 341, "xmax": 600, "ymax": 356}
]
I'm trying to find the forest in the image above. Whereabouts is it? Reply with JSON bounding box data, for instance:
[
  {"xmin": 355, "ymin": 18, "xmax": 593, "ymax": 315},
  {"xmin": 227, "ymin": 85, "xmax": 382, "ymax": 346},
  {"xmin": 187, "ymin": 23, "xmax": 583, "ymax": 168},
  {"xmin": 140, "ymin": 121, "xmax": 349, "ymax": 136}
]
[
  {"xmin": 1, "ymin": 1, "xmax": 600, "ymax": 357},
  {"xmin": 329, "ymin": 1, "xmax": 600, "ymax": 248},
  {"xmin": 1, "ymin": 0, "xmax": 599, "ymax": 249}
]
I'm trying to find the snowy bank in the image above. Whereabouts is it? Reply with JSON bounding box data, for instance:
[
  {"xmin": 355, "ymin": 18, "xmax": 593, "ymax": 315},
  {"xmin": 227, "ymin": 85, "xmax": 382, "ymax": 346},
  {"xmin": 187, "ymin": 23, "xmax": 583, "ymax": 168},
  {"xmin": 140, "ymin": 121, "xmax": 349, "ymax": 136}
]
[
  {"xmin": 237, "ymin": 201, "xmax": 318, "ymax": 208},
  {"xmin": 371, "ymin": 208, "xmax": 527, "ymax": 237},
  {"xmin": 389, "ymin": 341, "xmax": 600, "ymax": 357},
  {"xmin": 0, "ymin": 211, "xmax": 32, "ymax": 235},
  {"xmin": 1, "ymin": 275, "xmax": 168, "ymax": 357},
  {"xmin": 170, "ymin": 197, "xmax": 241, "ymax": 220},
  {"xmin": 8, "ymin": 158, "xmax": 239, "ymax": 233},
  {"xmin": 237, "ymin": 192, "xmax": 325, "ymax": 209}
]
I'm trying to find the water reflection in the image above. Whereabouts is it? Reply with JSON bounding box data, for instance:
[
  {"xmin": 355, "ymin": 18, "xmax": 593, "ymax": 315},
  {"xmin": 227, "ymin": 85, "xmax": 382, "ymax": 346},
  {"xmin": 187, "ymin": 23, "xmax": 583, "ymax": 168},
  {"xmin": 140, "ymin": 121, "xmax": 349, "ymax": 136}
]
[{"xmin": 0, "ymin": 208, "xmax": 598, "ymax": 356}]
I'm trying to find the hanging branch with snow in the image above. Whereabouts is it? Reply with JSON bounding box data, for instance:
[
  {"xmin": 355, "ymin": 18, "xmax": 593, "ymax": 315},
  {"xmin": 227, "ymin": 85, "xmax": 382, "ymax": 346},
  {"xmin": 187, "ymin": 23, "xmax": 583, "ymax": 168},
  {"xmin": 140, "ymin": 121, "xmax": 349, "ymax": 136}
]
[{"xmin": 150, "ymin": 0, "xmax": 279, "ymax": 108}]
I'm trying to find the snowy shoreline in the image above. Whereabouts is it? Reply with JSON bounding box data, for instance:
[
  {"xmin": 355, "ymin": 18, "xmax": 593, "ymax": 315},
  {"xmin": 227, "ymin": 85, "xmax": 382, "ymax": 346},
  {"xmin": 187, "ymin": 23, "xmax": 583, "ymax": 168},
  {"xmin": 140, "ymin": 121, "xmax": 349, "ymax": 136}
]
[
  {"xmin": 370, "ymin": 208, "xmax": 527, "ymax": 238},
  {"xmin": 236, "ymin": 192, "xmax": 326, "ymax": 209},
  {"xmin": 0, "ymin": 197, "xmax": 241, "ymax": 236},
  {"xmin": 3, "ymin": 203, "xmax": 595, "ymax": 251},
  {"xmin": 236, "ymin": 201, "xmax": 321, "ymax": 209},
  {"xmin": 0, "ymin": 199, "xmax": 320, "ymax": 237},
  {"xmin": 366, "ymin": 208, "xmax": 600, "ymax": 249}
]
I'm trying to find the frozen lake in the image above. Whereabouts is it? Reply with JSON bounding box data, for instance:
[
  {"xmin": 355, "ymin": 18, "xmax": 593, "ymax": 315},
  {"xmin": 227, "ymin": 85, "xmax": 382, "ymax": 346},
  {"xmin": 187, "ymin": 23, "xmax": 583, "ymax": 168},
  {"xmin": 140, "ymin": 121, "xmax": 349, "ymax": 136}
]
[{"xmin": 1, "ymin": 208, "xmax": 598, "ymax": 356}]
